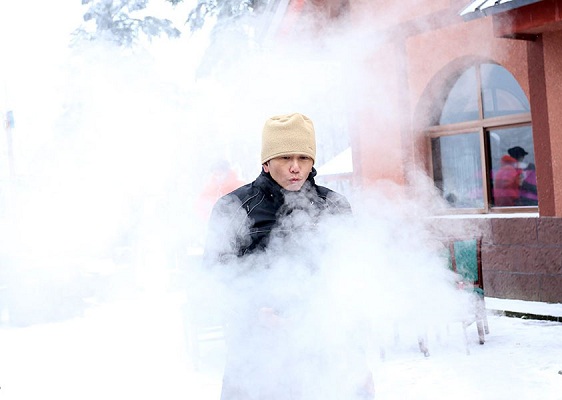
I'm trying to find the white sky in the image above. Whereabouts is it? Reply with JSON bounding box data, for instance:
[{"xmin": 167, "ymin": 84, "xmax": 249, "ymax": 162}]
[
  {"xmin": 0, "ymin": 1, "xmax": 195, "ymax": 94},
  {"xmin": 0, "ymin": 1, "xmax": 83, "ymax": 106},
  {"xmin": 0, "ymin": 0, "xmax": 205, "ymax": 180}
]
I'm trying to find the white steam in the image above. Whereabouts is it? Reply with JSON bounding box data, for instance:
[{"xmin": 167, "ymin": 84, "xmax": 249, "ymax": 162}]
[
  {"xmin": 197, "ymin": 182, "xmax": 473, "ymax": 399},
  {"xmin": 0, "ymin": 2, "xmax": 482, "ymax": 399}
]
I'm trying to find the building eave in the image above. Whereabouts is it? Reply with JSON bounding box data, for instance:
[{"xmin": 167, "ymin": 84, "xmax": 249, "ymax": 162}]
[{"xmin": 460, "ymin": 0, "xmax": 543, "ymax": 21}]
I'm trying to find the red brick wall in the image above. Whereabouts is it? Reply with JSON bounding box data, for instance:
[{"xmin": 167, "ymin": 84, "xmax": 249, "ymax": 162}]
[{"xmin": 483, "ymin": 217, "xmax": 562, "ymax": 303}]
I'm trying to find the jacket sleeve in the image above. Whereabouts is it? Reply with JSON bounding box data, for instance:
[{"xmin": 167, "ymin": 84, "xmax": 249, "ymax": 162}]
[
  {"xmin": 202, "ymin": 194, "xmax": 250, "ymax": 268},
  {"xmin": 325, "ymin": 191, "xmax": 353, "ymax": 215}
]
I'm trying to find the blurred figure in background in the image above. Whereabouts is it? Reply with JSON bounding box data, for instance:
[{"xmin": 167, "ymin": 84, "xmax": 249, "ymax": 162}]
[
  {"xmin": 507, "ymin": 146, "xmax": 529, "ymax": 171},
  {"xmin": 519, "ymin": 162, "xmax": 538, "ymax": 206},
  {"xmin": 196, "ymin": 160, "xmax": 245, "ymax": 224},
  {"xmin": 493, "ymin": 154, "xmax": 522, "ymax": 206}
]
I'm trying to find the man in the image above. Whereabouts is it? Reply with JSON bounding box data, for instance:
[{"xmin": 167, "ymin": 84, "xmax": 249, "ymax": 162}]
[
  {"xmin": 507, "ymin": 146, "xmax": 528, "ymax": 168},
  {"xmin": 204, "ymin": 113, "xmax": 351, "ymax": 263},
  {"xmin": 203, "ymin": 113, "xmax": 373, "ymax": 400}
]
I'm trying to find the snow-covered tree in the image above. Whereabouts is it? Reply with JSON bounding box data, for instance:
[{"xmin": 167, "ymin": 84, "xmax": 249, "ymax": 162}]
[
  {"xmin": 166, "ymin": 0, "xmax": 272, "ymax": 32},
  {"xmin": 75, "ymin": 0, "xmax": 181, "ymax": 46}
]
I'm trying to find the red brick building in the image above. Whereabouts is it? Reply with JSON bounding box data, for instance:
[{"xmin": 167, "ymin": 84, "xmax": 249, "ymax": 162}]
[{"xmin": 278, "ymin": 0, "xmax": 562, "ymax": 303}]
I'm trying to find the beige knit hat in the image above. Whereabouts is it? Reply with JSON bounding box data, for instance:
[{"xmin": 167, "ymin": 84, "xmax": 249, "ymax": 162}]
[{"xmin": 261, "ymin": 113, "xmax": 316, "ymax": 164}]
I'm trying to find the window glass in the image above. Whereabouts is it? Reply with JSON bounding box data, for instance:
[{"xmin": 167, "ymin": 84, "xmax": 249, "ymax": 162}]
[
  {"xmin": 489, "ymin": 125, "xmax": 536, "ymax": 206},
  {"xmin": 432, "ymin": 132, "xmax": 483, "ymax": 208},
  {"xmin": 439, "ymin": 67, "xmax": 479, "ymax": 125},
  {"xmin": 481, "ymin": 64, "xmax": 530, "ymax": 118},
  {"xmin": 431, "ymin": 62, "xmax": 535, "ymax": 212}
]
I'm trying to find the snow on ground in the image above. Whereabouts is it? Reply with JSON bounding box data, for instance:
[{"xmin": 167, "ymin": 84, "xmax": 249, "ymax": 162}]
[
  {"xmin": 0, "ymin": 294, "xmax": 560, "ymax": 400},
  {"xmin": 373, "ymin": 315, "xmax": 561, "ymax": 400},
  {"xmin": 486, "ymin": 297, "xmax": 562, "ymax": 318},
  {"xmin": 0, "ymin": 293, "xmax": 210, "ymax": 400}
]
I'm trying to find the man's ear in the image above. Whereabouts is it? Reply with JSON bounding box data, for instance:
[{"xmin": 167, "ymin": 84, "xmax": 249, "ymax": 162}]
[{"xmin": 263, "ymin": 162, "xmax": 270, "ymax": 173}]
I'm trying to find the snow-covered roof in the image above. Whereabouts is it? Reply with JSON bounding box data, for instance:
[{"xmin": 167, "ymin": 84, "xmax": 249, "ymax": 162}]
[
  {"xmin": 316, "ymin": 147, "xmax": 353, "ymax": 176},
  {"xmin": 460, "ymin": 0, "xmax": 543, "ymax": 21}
]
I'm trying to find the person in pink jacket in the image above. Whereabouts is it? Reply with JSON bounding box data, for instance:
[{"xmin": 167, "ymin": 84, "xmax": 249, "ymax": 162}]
[{"xmin": 493, "ymin": 155, "xmax": 522, "ymax": 206}]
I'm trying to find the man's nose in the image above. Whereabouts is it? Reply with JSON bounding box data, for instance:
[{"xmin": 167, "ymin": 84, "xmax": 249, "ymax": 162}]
[{"xmin": 289, "ymin": 159, "xmax": 300, "ymax": 172}]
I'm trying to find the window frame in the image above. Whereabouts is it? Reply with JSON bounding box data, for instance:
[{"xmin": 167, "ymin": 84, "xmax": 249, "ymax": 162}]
[{"xmin": 426, "ymin": 63, "xmax": 535, "ymax": 214}]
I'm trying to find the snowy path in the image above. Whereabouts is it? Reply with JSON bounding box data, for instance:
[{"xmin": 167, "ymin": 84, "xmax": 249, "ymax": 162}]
[
  {"xmin": 0, "ymin": 294, "xmax": 560, "ymax": 400},
  {"xmin": 372, "ymin": 315, "xmax": 562, "ymax": 400},
  {"xmin": 0, "ymin": 293, "xmax": 221, "ymax": 400}
]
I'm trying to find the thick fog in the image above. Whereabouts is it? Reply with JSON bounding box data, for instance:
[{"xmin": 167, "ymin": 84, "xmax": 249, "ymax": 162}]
[{"xmin": 0, "ymin": 1, "xmax": 484, "ymax": 398}]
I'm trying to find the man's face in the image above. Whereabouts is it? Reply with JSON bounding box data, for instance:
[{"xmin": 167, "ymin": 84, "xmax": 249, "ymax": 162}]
[{"xmin": 263, "ymin": 155, "xmax": 314, "ymax": 191}]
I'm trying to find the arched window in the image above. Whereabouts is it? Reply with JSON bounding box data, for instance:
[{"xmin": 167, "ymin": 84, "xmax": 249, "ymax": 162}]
[{"xmin": 428, "ymin": 63, "xmax": 536, "ymax": 212}]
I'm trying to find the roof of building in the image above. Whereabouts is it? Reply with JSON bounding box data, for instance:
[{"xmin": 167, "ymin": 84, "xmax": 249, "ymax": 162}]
[{"xmin": 460, "ymin": 0, "xmax": 543, "ymax": 21}]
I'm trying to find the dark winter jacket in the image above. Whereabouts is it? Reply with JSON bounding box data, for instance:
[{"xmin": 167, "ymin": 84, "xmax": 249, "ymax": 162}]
[{"xmin": 204, "ymin": 168, "xmax": 351, "ymax": 265}]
